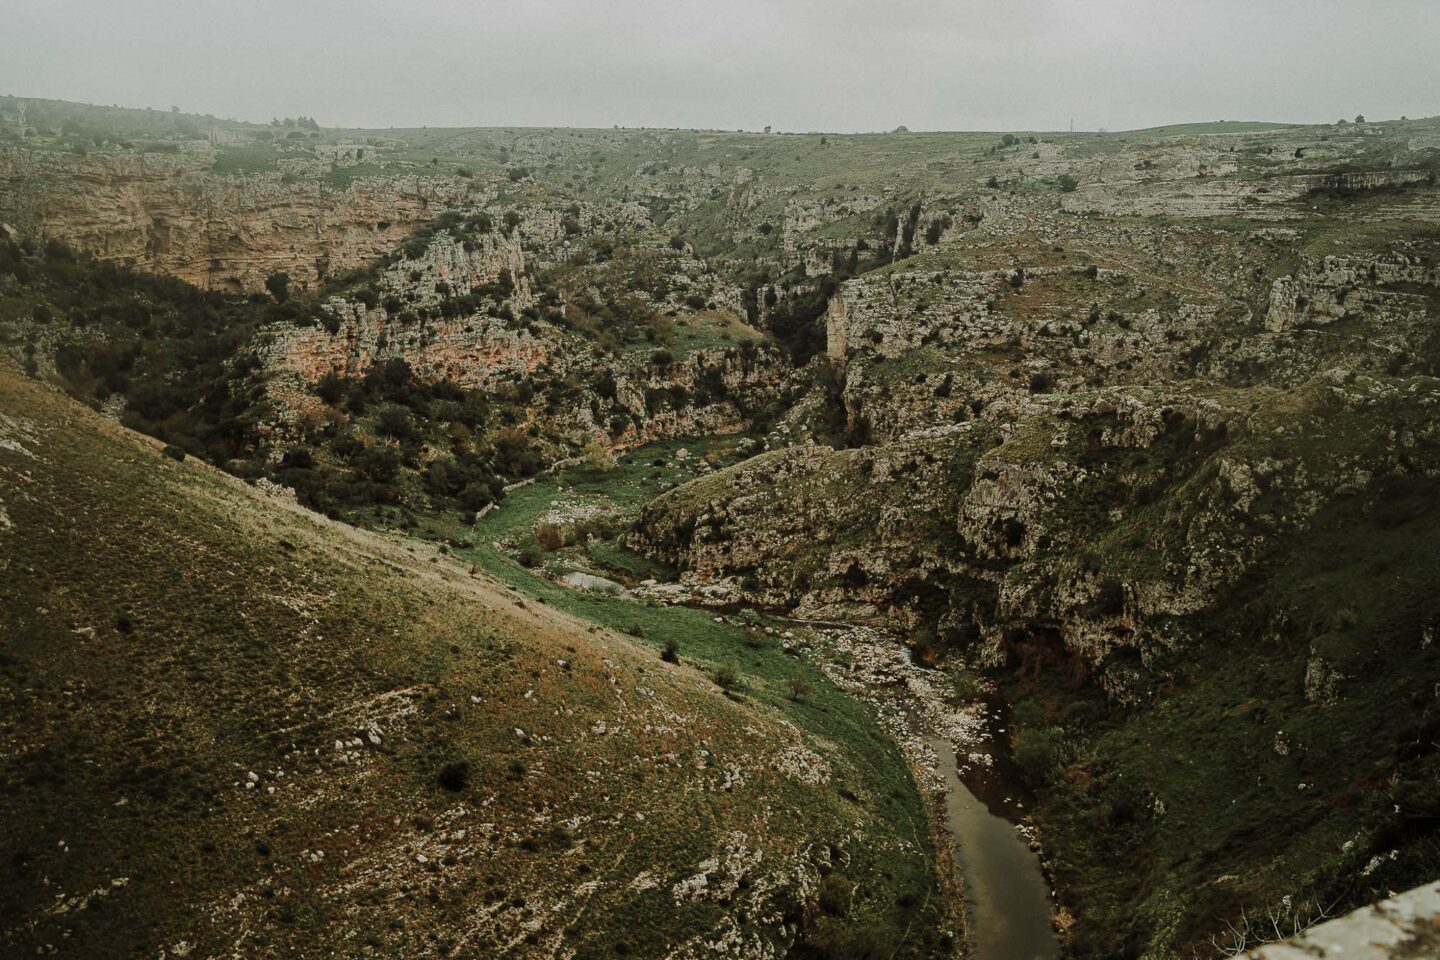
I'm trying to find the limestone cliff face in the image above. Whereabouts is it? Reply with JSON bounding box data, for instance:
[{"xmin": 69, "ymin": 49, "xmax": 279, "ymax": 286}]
[
  {"xmin": 0, "ymin": 148, "xmax": 475, "ymax": 291},
  {"xmin": 377, "ymin": 231, "xmax": 532, "ymax": 311},
  {"xmin": 817, "ymin": 217, "xmax": 1440, "ymax": 445},
  {"xmin": 256, "ymin": 293, "xmax": 790, "ymax": 453},
  {"xmin": 1060, "ymin": 169, "xmax": 1434, "ymax": 219},
  {"xmin": 1265, "ymin": 254, "xmax": 1440, "ymax": 331},
  {"xmin": 633, "ymin": 146, "xmax": 1440, "ymax": 701},
  {"xmin": 632, "ymin": 375, "xmax": 1440, "ymax": 703},
  {"xmin": 257, "ymin": 304, "xmax": 552, "ymax": 389}
]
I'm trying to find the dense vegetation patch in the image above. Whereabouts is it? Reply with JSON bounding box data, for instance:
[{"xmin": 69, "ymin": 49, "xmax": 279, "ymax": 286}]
[{"xmin": 0, "ymin": 237, "xmax": 539, "ymax": 524}]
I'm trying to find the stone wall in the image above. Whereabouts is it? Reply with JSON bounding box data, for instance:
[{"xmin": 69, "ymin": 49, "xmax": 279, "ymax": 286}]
[{"xmin": 1244, "ymin": 880, "xmax": 1440, "ymax": 959}]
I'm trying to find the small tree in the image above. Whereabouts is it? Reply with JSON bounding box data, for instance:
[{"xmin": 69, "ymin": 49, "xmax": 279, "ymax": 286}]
[
  {"xmin": 1057, "ymin": 173, "xmax": 1080, "ymax": 193},
  {"xmin": 265, "ymin": 271, "xmax": 290, "ymax": 303}
]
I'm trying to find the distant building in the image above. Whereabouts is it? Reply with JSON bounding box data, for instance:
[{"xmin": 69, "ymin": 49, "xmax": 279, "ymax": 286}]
[{"xmin": 314, "ymin": 142, "xmax": 374, "ymax": 165}]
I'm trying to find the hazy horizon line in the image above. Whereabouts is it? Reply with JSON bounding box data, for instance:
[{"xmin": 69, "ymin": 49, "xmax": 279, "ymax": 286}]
[{"xmin": 9, "ymin": 91, "xmax": 1384, "ymax": 138}]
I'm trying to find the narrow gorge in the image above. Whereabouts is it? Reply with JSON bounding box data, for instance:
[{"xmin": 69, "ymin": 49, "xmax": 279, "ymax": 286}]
[{"xmin": 3, "ymin": 93, "xmax": 1439, "ymax": 960}]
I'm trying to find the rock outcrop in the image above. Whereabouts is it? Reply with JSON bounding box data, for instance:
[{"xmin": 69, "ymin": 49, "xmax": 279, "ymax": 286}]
[{"xmin": 0, "ymin": 148, "xmax": 477, "ymax": 291}]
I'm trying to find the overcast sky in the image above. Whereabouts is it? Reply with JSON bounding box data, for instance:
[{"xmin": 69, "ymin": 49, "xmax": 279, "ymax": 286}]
[{"xmin": 4, "ymin": 0, "xmax": 1437, "ymax": 132}]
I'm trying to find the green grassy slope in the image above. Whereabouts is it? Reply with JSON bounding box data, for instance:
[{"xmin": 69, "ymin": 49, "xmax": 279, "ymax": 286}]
[
  {"xmin": 0, "ymin": 368, "xmax": 945, "ymax": 959},
  {"xmin": 629, "ymin": 373, "xmax": 1440, "ymax": 957},
  {"xmin": 389, "ymin": 433, "xmax": 958, "ymax": 956}
]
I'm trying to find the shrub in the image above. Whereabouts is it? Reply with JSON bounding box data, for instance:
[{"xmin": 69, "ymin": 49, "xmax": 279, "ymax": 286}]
[
  {"xmin": 376, "ymin": 407, "xmax": 415, "ymax": 441},
  {"xmin": 265, "ymin": 271, "xmax": 290, "ymax": 303},
  {"xmin": 818, "ymin": 872, "xmax": 852, "ymax": 916},
  {"xmin": 786, "ymin": 676, "xmax": 811, "ymax": 702},
  {"xmin": 458, "ymin": 479, "xmax": 502, "ymax": 511},
  {"xmin": 534, "ymin": 523, "xmax": 564, "ymax": 551},
  {"xmin": 801, "ymin": 918, "xmax": 889, "ymax": 960},
  {"xmin": 437, "ymin": 761, "xmax": 471, "ymax": 792},
  {"xmin": 353, "ymin": 445, "xmax": 401, "ymax": 483},
  {"xmin": 1013, "ymin": 728, "xmax": 1063, "ymax": 786},
  {"xmin": 713, "ymin": 665, "xmax": 741, "ymax": 691},
  {"xmin": 315, "ymin": 371, "xmax": 346, "ymax": 404},
  {"xmin": 1057, "ymin": 173, "xmax": 1080, "ymax": 193},
  {"xmin": 162, "ymin": 444, "xmax": 186, "ymax": 462},
  {"xmin": 661, "ymin": 639, "xmax": 680, "ymax": 664}
]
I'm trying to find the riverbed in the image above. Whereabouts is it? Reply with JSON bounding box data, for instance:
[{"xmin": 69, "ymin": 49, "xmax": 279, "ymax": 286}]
[{"xmin": 929, "ymin": 735, "xmax": 1059, "ymax": 960}]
